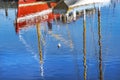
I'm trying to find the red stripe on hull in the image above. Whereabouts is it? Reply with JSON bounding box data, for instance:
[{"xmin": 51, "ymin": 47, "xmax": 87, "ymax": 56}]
[{"xmin": 18, "ymin": 2, "xmax": 57, "ymax": 17}]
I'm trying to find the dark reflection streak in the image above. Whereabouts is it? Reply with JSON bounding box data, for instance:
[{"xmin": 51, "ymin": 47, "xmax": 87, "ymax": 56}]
[
  {"xmin": 98, "ymin": 8, "xmax": 103, "ymax": 80},
  {"xmin": 83, "ymin": 10, "xmax": 87, "ymax": 80},
  {"xmin": 15, "ymin": 8, "xmax": 17, "ymax": 18},
  {"xmin": 4, "ymin": 0, "xmax": 8, "ymax": 17},
  {"xmin": 47, "ymin": 21, "xmax": 52, "ymax": 31}
]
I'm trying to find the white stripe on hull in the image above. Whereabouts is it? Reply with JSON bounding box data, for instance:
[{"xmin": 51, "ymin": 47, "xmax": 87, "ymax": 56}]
[
  {"xmin": 19, "ymin": 2, "xmax": 47, "ymax": 7},
  {"xmin": 17, "ymin": 8, "xmax": 52, "ymax": 23},
  {"xmin": 70, "ymin": 0, "xmax": 110, "ymax": 8}
]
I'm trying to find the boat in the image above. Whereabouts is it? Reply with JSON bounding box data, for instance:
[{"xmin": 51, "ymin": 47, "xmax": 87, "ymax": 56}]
[
  {"xmin": 15, "ymin": 0, "xmax": 60, "ymax": 33},
  {"xmin": 52, "ymin": 0, "xmax": 110, "ymax": 22},
  {"xmin": 53, "ymin": 0, "xmax": 110, "ymax": 14}
]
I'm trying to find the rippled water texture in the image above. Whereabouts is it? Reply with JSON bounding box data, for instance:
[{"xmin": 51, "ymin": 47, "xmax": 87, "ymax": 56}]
[{"xmin": 0, "ymin": 0, "xmax": 120, "ymax": 80}]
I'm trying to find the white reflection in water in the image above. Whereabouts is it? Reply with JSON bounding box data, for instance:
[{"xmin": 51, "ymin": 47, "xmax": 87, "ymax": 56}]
[
  {"xmin": 18, "ymin": 34, "xmax": 39, "ymax": 60},
  {"xmin": 40, "ymin": 63, "xmax": 44, "ymax": 77},
  {"xmin": 19, "ymin": 30, "xmax": 45, "ymax": 78}
]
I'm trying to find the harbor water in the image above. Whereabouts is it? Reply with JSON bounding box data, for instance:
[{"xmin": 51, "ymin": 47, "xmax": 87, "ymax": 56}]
[{"xmin": 0, "ymin": 0, "xmax": 120, "ymax": 80}]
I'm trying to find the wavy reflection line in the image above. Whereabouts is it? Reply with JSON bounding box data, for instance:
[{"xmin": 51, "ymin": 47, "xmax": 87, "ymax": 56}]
[
  {"xmin": 83, "ymin": 10, "xmax": 87, "ymax": 80},
  {"xmin": 65, "ymin": 24, "xmax": 74, "ymax": 49},
  {"xmin": 48, "ymin": 32, "xmax": 73, "ymax": 49},
  {"xmin": 65, "ymin": 24, "xmax": 81, "ymax": 80},
  {"xmin": 98, "ymin": 7, "xmax": 103, "ymax": 80}
]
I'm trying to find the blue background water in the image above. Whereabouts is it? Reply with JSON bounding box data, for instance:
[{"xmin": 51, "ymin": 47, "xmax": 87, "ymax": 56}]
[{"xmin": 0, "ymin": 1, "xmax": 120, "ymax": 80}]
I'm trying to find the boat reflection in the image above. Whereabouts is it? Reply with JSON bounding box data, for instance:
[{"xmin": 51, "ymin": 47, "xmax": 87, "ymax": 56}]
[
  {"xmin": 14, "ymin": 0, "xmax": 111, "ymax": 79},
  {"xmin": 15, "ymin": 0, "xmax": 61, "ymax": 77},
  {"xmin": 15, "ymin": 0, "xmax": 60, "ymax": 33}
]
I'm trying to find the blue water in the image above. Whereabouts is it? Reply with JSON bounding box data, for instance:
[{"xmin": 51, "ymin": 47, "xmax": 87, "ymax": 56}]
[{"xmin": 0, "ymin": 1, "xmax": 120, "ymax": 80}]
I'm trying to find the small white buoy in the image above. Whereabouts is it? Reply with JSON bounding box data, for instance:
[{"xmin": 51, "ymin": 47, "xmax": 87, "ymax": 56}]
[{"xmin": 57, "ymin": 43, "xmax": 61, "ymax": 48}]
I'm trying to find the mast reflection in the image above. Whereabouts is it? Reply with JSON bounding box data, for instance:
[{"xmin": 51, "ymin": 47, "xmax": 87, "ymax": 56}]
[
  {"xmin": 36, "ymin": 23, "xmax": 44, "ymax": 77},
  {"xmin": 83, "ymin": 10, "xmax": 87, "ymax": 80},
  {"xmin": 36, "ymin": 23, "xmax": 43, "ymax": 63},
  {"xmin": 98, "ymin": 7, "xmax": 103, "ymax": 80}
]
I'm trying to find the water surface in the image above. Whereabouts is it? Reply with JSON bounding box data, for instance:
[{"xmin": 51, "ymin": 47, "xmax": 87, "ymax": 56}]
[{"xmin": 0, "ymin": 0, "xmax": 120, "ymax": 80}]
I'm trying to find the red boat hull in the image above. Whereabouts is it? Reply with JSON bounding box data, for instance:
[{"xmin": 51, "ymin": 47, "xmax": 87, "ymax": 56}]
[
  {"xmin": 18, "ymin": 0, "xmax": 57, "ymax": 17},
  {"xmin": 16, "ymin": 0, "xmax": 60, "ymax": 33}
]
